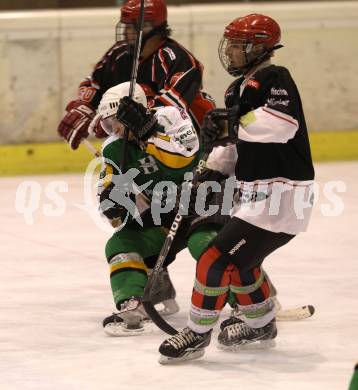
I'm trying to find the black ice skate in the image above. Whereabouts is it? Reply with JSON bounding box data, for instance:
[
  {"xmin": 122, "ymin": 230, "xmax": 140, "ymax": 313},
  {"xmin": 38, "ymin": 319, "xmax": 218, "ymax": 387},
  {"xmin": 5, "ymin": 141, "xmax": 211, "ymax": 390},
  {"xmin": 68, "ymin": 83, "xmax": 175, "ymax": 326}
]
[
  {"xmin": 158, "ymin": 327, "xmax": 212, "ymax": 364},
  {"xmin": 218, "ymin": 319, "xmax": 277, "ymax": 350},
  {"xmin": 103, "ymin": 298, "xmax": 152, "ymax": 337},
  {"xmin": 148, "ymin": 268, "xmax": 180, "ymax": 316},
  {"xmin": 219, "ymin": 305, "xmax": 244, "ymax": 331}
]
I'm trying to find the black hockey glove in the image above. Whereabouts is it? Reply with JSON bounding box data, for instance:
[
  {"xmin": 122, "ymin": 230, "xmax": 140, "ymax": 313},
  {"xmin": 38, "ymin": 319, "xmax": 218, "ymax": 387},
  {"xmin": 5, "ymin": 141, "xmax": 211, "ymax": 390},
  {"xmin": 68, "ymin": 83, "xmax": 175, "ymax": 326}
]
[
  {"xmin": 176, "ymin": 169, "xmax": 228, "ymax": 218},
  {"xmin": 201, "ymin": 107, "xmax": 240, "ymax": 150},
  {"xmin": 99, "ymin": 183, "xmax": 132, "ymax": 221},
  {"xmin": 201, "ymin": 109, "xmax": 226, "ymax": 150},
  {"xmin": 116, "ymin": 96, "xmax": 159, "ymax": 142}
]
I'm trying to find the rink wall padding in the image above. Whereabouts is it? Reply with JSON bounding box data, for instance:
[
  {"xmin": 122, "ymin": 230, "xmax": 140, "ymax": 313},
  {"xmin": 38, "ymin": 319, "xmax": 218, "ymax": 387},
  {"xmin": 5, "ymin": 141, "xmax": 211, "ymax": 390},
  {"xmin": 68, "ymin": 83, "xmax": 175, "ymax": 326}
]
[
  {"xmin": 0, "ymin": 2, "xmax": 358, "ymax": 145},
  {"xmin": 0, "ymin": 141, "xmax": 102, "ymax": 176},
  {"xmin": 0, "ymin": 131, "xmax": 357, "ymax": 176}
]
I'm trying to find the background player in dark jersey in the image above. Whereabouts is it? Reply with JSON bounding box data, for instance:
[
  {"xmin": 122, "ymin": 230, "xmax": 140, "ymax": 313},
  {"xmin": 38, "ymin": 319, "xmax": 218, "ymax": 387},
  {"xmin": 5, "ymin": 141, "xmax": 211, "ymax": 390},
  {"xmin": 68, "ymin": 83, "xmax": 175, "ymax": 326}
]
[
  {"xmin": 158, "ymin": 13, "xmax": 315, "ymax": 364},
  {"xmin": 57, "ymin": 0, "xmax": 214, "ymax": 150}
]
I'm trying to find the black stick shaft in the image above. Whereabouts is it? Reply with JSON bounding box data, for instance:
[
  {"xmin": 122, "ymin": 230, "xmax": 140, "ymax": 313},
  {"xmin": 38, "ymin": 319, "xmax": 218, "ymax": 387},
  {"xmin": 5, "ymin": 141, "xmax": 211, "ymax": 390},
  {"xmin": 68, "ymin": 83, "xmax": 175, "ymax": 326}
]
[
  {"xmin": 120, "ymin": 0, "xmax": 145, "ymax": 173},
  {"xmin": 142, "ymin": 151, "xmax": 210, "ymax": 335}
]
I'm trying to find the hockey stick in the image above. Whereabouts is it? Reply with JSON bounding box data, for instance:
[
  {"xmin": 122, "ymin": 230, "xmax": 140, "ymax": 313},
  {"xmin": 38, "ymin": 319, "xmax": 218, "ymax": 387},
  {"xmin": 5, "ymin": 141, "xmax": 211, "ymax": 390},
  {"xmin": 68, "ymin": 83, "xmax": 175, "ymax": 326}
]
[
  {"xmin": 142, "ymin": 151, "xmax": 211, "ymax": 336},
  {"xmin": 265, "ymin": 271, "xmax": 315, "ymax": 321},
  {"xmin": 230, "ymin": 301, "xmax": 315, "ymax": 324},
  {"xmin": 275, "ymin": 303, "xmax": 315, "ymax": 321},
  {"xmin": 120, "ymin": 0, "xmax": 145, "ymax": 172},
  {"xmin": 83, "ymin": 139, "xmax": 101, "ymax": 158}
]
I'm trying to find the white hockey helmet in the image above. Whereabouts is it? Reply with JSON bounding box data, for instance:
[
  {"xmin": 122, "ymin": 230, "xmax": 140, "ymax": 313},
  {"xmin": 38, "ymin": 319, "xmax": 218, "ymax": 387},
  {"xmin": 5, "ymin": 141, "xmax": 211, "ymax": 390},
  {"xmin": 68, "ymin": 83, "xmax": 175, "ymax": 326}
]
[
  {"xmin": 99, "ymin": 81, "xmax": 147, "ymax": 119},
  {"xmin": 98, "ymin": 82, "xmax": 147, "ymax": 135}
]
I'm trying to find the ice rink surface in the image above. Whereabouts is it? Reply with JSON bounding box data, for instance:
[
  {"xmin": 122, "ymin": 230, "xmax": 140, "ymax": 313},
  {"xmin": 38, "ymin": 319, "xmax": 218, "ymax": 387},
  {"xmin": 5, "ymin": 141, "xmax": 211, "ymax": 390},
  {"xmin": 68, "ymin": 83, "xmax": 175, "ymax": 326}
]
[{"xmin": 0, "ymin": 161, "xmax": 357, "ymax": 390}]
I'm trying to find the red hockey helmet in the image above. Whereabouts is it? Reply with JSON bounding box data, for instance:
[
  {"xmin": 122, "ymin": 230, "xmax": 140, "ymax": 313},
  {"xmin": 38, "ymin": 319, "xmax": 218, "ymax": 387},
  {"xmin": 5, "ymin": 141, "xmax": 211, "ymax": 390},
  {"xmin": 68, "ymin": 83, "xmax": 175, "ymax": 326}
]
[
  {"xmin": 219, "ymin": 14, "xmax": 282, "ymax": 76},
  {"xmin": 120, "ymin": 0, "xmax": 167, "ymax": 28},
  {"xmin": 224, "ymin": 14, "xmax": 281, "ymax": 49}
]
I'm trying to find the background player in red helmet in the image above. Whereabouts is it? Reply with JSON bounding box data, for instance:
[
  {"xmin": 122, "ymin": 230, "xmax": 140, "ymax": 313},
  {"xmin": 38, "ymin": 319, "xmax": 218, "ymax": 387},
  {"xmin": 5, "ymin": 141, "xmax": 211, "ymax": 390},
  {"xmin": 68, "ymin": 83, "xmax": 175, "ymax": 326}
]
[
  {"xmin": 158, "ymin": 13, "xmax": 315, "ymax": 364},
  {"xmin": 57, "ymin": 0, "xmax": 214, "ymax": 150}
]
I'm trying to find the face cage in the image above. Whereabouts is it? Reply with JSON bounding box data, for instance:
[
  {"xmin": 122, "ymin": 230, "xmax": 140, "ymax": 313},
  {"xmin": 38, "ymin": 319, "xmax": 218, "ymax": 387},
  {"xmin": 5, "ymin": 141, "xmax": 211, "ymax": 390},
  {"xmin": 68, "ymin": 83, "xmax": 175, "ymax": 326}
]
[
  {"xmin": 218, "ymin": 37, "xmax": 256, "ymax": 77},
  {"xmin": 115, "ymin": 21, "xmax": 137, "ymax": 44},
  {"xmin": 115, "ymin": 21, "xmax": 157, "ymax": 44}
]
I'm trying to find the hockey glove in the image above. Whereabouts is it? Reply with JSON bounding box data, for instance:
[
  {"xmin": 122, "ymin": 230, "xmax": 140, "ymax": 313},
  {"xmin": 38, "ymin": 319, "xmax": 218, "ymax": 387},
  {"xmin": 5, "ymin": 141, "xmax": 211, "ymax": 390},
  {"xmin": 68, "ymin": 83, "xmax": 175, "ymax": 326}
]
[
  {"xmin": 201, "ymin": 108, "xmax": 239, "ymax": 150},
  {"xmin": 201, "ymin": 109, "xmax": 228, "ymax": 150},
  {"xmin": 116, "ymin": 96, "xmax": 159, "ymax": 142},
  {"xmin": 57, "ymin": 100, "xmax": 95, "ymax": 150},
  {"xmin": 99, "ymin": 183, "xmax": 132, "ymax": 221}
]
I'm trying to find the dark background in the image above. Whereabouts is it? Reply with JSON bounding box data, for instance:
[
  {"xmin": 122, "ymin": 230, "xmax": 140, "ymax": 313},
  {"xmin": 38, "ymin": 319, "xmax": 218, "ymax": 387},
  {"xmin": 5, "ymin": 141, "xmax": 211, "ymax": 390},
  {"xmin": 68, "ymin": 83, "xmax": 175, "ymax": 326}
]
[{"xmin": 0, "ymin": 0, "xmax": 347, "ymax": 11}]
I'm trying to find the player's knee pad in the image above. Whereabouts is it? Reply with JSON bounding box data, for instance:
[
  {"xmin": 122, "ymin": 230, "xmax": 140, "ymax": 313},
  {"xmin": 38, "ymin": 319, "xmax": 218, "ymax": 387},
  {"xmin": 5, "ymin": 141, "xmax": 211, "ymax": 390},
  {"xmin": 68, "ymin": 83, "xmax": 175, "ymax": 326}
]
[
  {"xmin": 191, "ymin": 246, "xmax": 232, "ymax": 311},
  {"xmin": 196, "ymin": 246, "xmax": 231, "ymax": 276}
]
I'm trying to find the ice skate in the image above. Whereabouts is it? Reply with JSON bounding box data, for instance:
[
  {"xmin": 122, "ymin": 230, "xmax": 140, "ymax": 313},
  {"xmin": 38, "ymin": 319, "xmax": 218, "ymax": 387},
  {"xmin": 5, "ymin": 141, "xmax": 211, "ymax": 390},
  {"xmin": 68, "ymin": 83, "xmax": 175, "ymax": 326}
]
[
  {"xmin": 218, "ymin": 319, "xmax": 277, "ymax": 350},
  {"xmin": 219, "ymin": 298, "xmax": 281, "ymax": 331},
  {"xmin": 219, "ymin": 305, "xmax": 244, "ymax": 331},
  {"xmin": 158, "ymin": 327, "xmax": 212, "ymax": 364},
  {"xmin": 103, "ymin": 298, "xmax": 153, "ymax": 337},
  {"xmin": 148, "ymin": 268, "xmax": 180, "ymax": 316}
]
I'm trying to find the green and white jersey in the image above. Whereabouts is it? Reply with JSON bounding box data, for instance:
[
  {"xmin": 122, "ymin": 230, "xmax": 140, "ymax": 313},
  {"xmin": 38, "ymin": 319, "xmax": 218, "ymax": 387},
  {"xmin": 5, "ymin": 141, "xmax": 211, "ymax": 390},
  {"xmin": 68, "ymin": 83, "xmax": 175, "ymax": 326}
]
[{"xmin": 99, "ymin": 106, "xmax": 200, "ymax": 203}]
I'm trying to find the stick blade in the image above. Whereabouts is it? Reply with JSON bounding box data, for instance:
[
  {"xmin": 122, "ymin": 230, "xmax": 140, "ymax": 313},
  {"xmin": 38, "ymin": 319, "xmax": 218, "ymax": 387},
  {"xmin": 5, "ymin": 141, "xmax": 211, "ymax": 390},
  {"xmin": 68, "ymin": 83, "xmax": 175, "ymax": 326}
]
[
  {"xmin": 142, "ymin": 300, "xmax": 178, "ymax": 335},
  {"xmin": 276, "ymin": 304, "xmax": 315, "ymax": 321}
]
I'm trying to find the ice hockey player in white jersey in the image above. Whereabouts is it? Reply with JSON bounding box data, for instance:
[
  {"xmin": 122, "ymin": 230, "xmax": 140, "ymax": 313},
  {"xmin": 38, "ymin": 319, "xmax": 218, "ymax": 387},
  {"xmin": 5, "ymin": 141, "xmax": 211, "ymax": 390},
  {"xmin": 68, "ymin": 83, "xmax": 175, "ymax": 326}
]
[
  {"xmin": 94, "ymin": 82, "xmax": 200, "ymax": 336},
  {"xmin": 158, "ymin": 13, "xmax": 315, "ymax": 363}
]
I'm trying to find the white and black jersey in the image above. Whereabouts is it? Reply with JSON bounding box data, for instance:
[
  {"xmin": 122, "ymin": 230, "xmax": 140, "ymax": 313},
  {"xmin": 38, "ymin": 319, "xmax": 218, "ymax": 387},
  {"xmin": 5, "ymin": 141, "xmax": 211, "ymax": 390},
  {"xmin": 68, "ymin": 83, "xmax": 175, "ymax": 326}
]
[{"xmin": 208, "ymin": 62, "xmax": 315, "ymax": 235}]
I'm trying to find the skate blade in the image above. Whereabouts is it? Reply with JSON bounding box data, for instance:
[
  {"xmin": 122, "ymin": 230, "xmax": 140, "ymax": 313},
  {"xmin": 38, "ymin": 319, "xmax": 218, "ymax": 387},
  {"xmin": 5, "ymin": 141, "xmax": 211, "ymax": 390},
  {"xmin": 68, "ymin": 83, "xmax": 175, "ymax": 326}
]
[
  {"xmin": 217, "ymin": 339, "xmax": 276, "ymax": 352},
  {"xmin": 104, "ymin": 322, "xmax": 154, "ymax": 337},
  {"xmin": 156, "ymin": 299, "xmax": 180, "ymax": 316},
  {"xmin": 158, "ymin": 349, "xmax": 205, "ymax": 365}
]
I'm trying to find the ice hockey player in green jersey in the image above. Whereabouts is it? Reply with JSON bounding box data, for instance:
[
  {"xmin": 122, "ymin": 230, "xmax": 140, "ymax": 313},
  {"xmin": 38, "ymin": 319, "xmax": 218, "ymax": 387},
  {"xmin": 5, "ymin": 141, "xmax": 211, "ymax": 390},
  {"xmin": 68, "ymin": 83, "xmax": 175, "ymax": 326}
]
[
  {"xmin": 349, "ymin": 362, "xmax": 358, "ymax": 390},
  {"xmin": 93, "ymin": 81, "xmax": 200, "ymax": 336}
]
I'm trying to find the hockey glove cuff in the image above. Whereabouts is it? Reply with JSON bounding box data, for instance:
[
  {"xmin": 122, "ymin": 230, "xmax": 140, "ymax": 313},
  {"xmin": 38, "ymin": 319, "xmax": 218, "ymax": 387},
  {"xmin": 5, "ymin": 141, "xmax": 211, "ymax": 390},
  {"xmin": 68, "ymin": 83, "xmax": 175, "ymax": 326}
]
[{"xmin": 57, "ymin": 100, "xmax": 95, "ymax": 150}]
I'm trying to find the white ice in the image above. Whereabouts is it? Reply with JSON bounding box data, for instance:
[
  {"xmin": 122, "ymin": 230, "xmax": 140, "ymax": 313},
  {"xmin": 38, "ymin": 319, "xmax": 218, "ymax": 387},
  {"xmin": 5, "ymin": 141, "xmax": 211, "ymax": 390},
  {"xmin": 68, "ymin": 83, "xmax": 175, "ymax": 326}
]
[{"xmin": 0, "ymin": 161, "xmax": 357, "ymax": 390}]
